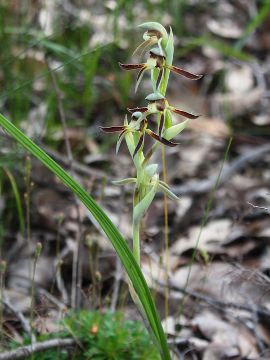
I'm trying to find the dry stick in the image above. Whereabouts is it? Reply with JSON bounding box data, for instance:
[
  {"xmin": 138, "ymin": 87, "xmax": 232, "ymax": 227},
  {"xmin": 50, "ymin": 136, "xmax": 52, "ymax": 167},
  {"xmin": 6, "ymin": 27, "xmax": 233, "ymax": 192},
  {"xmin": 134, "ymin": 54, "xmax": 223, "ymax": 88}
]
[
  {"xmin": 2, "ymin": 298, "xmax": 33, "ymax": 340},
  {"xmin": 35, "ymin": 145, "xmax": 107, "ymax": 178},
  {"xmin": 30, "ymin": 243, "xmax": 42, "ymax": 350},
  {"xmin": 51, "ymin": 217, "xmax": 69, "ymax": 305},
  {"xmin": 37, "ymin": 287, "xmax": 67, "ymax": 312},
  {"xmin": 166, "ymin": 282, "xmax": 270, "ymax": 319},
  {"xmin": 46, "ymin": 58, "xmax": 83, "ymax": 309},
  {"xmin": 55, "ymin": 258, "xmax": 69, "ymax": 305},
  {"xmin": 170, "ymin": 142, "xmax": 270, "ymax": 196},
  {"xmin": 0, "ymin": 338, "xmax": 76, "ymax": 360}
]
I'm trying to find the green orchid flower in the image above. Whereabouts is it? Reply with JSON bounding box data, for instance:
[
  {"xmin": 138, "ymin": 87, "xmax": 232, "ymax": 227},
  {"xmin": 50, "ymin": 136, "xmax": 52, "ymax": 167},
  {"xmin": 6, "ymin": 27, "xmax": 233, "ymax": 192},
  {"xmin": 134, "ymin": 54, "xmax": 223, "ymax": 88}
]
[
  {"xmin": 100, "ymin": 111, "xmax": 179, "ymax": 158},
  {"xmin": 120, "ymin": 47, "xmax": 202, "ymax": 92},
  {"xmin": 127, "ymin": 92, "xmax": 200, "ymax": 137}
]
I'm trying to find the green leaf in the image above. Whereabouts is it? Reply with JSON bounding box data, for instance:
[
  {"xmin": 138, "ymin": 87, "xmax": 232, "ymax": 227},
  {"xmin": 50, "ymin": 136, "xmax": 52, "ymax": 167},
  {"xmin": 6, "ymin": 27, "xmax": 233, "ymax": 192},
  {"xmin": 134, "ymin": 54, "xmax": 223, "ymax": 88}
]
[
  {"xmin": 3, "ymin": 167, "xmax": 25, "ymax": 235},
  {"xmin": 0, "ymin": 113, "xmax": 171, "ymax": 360},
  {"xmin": 133, "ymin": 175, "xmax": 159, "ymax": 224}
]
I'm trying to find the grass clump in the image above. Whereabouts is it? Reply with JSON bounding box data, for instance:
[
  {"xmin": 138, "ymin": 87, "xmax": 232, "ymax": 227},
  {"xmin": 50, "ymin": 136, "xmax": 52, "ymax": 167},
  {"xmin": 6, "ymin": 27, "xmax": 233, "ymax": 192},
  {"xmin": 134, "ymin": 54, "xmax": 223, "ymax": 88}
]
[{"xmin": 11, "ymin": 311, "xmax": 160, "ymax": 360}]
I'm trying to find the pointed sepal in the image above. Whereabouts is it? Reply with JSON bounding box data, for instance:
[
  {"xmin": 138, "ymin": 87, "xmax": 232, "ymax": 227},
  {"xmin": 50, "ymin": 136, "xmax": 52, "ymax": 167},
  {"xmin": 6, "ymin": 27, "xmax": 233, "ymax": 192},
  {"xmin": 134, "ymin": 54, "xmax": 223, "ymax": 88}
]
[
  {"xmin": 168, "ymin": 65, "xmax": 203, "ymax": 80},
  {"xmin": 158, "ymin": 181, "xmax": 180, "ymax": 201},
  {"xmin": 112, "ymin": 178, "xmax": 136, "ymax": 185},
  {"xmin": 164, "ymin": 119, "xmax": 189, "ymax": 140},
  {"xmin": 146, "ymin": 129, "xmax": 179, "ymax": 147},
  {"xmin": 171, "ymin": 108, "xmax": 200, "ymax": 119},
  {"xmin": 100, "ymin": 126, "xmax": 125, "ymax": 133},
  {"xmin": 119, "ymin": 62, "xmax": 146, "ymax": 70}
]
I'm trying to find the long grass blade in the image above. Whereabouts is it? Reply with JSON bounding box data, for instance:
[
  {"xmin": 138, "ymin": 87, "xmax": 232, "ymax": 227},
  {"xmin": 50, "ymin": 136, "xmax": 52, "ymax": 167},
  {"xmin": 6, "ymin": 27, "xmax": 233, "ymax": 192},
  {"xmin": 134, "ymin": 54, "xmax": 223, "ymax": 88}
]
[{"xmin": 0, "ymin": 113, "xmax": 171, "ymax": 360}]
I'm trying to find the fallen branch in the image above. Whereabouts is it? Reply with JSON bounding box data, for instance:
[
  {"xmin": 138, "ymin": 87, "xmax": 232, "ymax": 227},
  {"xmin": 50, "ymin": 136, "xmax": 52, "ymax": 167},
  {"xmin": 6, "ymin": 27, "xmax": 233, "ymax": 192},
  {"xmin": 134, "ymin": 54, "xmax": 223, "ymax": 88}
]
[
  {"xmin": 168, "ymin": 282, "xmax": 270, "ymax": 319},
  {"xmin": 2, "ymin": 298, "xmax": 34, "ymax": 342},
  {"xmin": 0, "ymin": 338, "xmax": 76, "ymax": 360}
]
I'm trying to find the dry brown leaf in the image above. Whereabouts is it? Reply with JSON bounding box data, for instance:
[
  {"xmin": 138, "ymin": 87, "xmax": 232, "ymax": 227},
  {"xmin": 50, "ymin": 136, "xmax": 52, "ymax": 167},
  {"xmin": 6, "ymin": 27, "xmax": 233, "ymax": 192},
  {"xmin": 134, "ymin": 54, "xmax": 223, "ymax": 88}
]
[{"xmin": 169, "ymin": 219, "xmax": 232, "ymax": 258}]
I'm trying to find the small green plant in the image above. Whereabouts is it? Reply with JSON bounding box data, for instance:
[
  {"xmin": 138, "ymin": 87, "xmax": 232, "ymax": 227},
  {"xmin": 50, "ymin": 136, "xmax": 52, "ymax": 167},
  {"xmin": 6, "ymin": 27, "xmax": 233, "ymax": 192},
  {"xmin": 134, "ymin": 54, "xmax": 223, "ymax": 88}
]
[
  {"xmin": 9, "ymin": 311, "xmax": 160, "ymax": 360},
  {"xmin": 64, "ymin": 311, "xmax": 160, "ymax": 360}
]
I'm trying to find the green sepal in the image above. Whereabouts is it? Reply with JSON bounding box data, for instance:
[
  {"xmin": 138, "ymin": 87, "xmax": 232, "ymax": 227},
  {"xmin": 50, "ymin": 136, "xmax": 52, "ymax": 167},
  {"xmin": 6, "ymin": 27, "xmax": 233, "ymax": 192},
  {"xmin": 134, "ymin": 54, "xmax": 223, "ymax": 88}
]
[
  {"xmin": 160, "ymin": 27, "xmax": 174, "ymax": 95},
  {"xmin": 158, "ymin": 181, "xmax": 179, "ymax": 201},
  {"xmin": 164, "ymin": 109, "xmax": 172, "ymax": 129},
  {"xmin": 151, "ymin": 67, "xmax": 160, "ymax": 93},
  {"xmin": 144, "ymin": 163, "xmax": 158, "ymax": 177},
  {"xmin": 164, "ymin": 119, "xmax": 189, "ymax": 140},
  {"xmin": 133, "ymin": 175, "xmax": 159, "ymax": 223},
  {"xmin": 165, "ymin": 27, "xmax": 174, "ymax": 66},
  {"xmin": 139, "ymin": 22, "xmax": 168, "ymax": 42},
  {"xmin": 112, "ymin": 178, "xmax": 136, "ymax": 186}
]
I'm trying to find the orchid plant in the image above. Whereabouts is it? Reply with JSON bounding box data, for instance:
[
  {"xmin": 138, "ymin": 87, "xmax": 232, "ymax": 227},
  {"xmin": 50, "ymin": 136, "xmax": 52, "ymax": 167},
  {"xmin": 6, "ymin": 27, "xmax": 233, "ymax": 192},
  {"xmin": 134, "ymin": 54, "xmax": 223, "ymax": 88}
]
[{"xmin": 101, "ymin": 22, "xmax": 202, "ymax": 265}]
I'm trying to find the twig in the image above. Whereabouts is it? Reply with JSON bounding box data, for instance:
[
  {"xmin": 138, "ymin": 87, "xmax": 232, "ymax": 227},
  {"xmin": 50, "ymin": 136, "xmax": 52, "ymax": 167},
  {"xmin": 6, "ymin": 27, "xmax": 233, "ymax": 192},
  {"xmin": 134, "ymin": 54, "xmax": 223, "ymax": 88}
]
[
  {"xmin": 110, "ymin": 257, "xmax": 122, "ymax": 311},
  {"xmin": 40, "ymin": 145, "xmax": 107, "ymax": 178},
  {"xmin": 54, "ymin": 259, "xmax": 69, "ymax": 305},
  {"xmin": 166, "ymin": 282, "xmax": 270, "ymax": 319},
  {"xmin": 36, "ymin": 288, "xmax": 67, "ymax": 312},
  {"xmin": 0, "ymin": 338, "xmax": 76, "ymax": 360},
  {"xmin": 2, "ymin": 297, "xmax": 35, "ymax": 343},
  {"xmin": 247, "ymin": 201, "xmax": 270, "ymax": 213},
  {"xmin": 170, "ymin": 143, "xmax": 270, "ymax": 195}
]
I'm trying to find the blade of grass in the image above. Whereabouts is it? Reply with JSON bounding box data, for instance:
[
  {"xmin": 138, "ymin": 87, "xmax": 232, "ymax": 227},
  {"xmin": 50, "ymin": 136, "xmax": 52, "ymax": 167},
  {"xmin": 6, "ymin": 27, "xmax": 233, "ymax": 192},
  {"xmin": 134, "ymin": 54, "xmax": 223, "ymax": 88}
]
[
  {"xmin": 2, "ymin": 168, "xmax": 25, "ymax": 235},
  {"xmin": 0, "ymin": 113, "xmax": 171, "ymax": 360},
  {"xmin": 235, "ymin": 0, "xmax": 270, "ymax": 50}
]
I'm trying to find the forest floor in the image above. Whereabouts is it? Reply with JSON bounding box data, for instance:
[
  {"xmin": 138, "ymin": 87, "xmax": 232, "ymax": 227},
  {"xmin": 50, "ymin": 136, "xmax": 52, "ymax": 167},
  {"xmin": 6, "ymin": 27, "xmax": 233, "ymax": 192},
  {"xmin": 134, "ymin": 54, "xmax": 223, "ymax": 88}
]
[{"xmin": 0, "ymin": 1, "xmax": 270, "ymax": 359}]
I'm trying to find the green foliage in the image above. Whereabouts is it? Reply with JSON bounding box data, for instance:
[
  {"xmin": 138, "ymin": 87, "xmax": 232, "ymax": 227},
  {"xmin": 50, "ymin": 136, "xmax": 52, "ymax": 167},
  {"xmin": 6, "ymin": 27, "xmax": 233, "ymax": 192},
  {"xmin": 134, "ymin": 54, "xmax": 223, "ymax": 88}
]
[
  {"xmin": 12, "ymin": 311, "xmax": 160, "ymax": 360},
  {"xmin": 65, "ymin": 311, "xmax": 161, "ymax": 360}
]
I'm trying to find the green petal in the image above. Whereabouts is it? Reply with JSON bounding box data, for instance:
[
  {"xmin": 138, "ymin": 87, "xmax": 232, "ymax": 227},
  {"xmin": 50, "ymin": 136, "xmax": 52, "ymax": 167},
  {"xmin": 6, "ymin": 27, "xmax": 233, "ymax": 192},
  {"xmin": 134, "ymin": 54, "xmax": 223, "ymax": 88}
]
[{"xmin": 164, "ymin": 119, "xmax": 189, "ymax": 140}]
